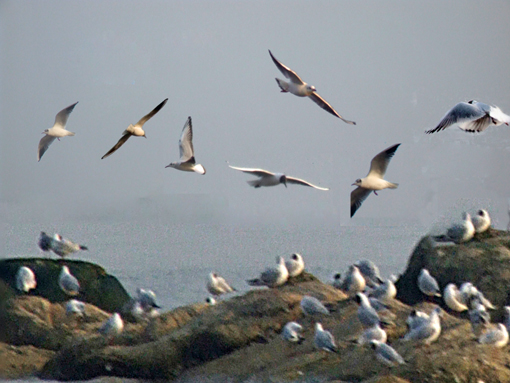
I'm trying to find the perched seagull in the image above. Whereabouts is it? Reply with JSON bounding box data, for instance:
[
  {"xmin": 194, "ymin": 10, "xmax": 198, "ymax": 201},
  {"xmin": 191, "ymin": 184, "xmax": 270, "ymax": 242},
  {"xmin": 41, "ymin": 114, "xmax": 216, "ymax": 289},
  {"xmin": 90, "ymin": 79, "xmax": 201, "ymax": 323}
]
[
  {"xmin": 65, "ymin": 299, "xmax": 86, "ymax": 318},
  {"xmin": 59, "ymin": 266, "xmax": 80, "ymax": 296},
  {"xmin": 354, "ymin": 260, "xmax": 383, "ymax": 288},
  {"xmin": 16, "ymin": 266, "xmax": 37, "ymax": 293},
  {"xmin": 300, "ymin": 295, "xmax": 330, "ymax": 316},
  {"xmin": 99, "ymin": 312, "xmax": 124, "ymax": 341},
  {"xmin": 228, "ymin": 165, "xmax": 328, "ymax": 190},
  {"xmin": 358, "ymin": 323, "xmax": 387, "ymax": 345},
  {"xmin": 403, "ymin": 307, "xmax": 442, "ymax": 345},
  {"xmin": 285, "ymin": 253, "xmax": 305, "ymax": 277},
  {"xmin": 406, "ymin": 309, "xmax": 430, "ymax": 331},
  {"xmin": 206, "ymin": 273, "xmax": 236, "ymax": 297},
  {"xmin": 478, "ymin": 323, "xmax": 509, "ymax": 348},
  {"xmin": 417, "ymin": 269, "xmax": 441, "ymax": 298},
  {"xmin": 370, "ymin": 340, "xmax": 405, "ymax": 367},
  {"xmin": 469, "ymin": 298, "xmax": 491, "ymax": 337},
  {"xmin": 314, "ymin": 323, "xmax": 338, "ymax": 353},
  {"xmin": 433, "ymin": 212, "xmax": 475, "ymax": 244},
  {"xmin": 51, "ymin": 234, "xmax": 88, "ymax": 258},
  {"xmin": 136, "ymin": 288, "xmax": 161, "ymax": 310},
  {"xmin": 471, "ymin": 209, "xmax": 491, "ymax": 234},
  {"xmin": 443, "ymin": 283, "xmax": 468, "ymax": 312},
  {"xmin": 341, "ymin": 265, "xmax": 366, "ymax": 296},
  {"xmin": 369, "ymin": 279, "xmax": 397, "ymax": 304},
  {"xmin": 351, "ymin": 143, "xmax": 400, "ymax": 217},
  {"xmin": 268, "ymin": 50, "xmax": 355, "ymax": 124},
  {"xmin": 38, "ymin": 102, "xmax": 78, "ymax": 162},
  {"xmin": 355, "ymin": 292, "xmax": 381, "ymax": 328},
  {"xmin": 165, "ymin": 116, "xmax": 206, "ymax": 175},
  {"xmin": 38, "ymin": 232, "xmax": 54, "ymax": 254},
  {"xmin": 247, "ymin": 256, "xmax": 289, "ymax": 288},
  {"xmin": 425, "ymin": 100, "xmax": 510, "ymax": 134},
  {"xmin": 101, "ymin": 98, "xmax": 168, "ymax": 159},
  {"xmin": 460, "ymin": 283, "xmax": 495, "ymax": 310},
  {"xmin": 282, "ymin": 321, "xmax": 305, "ymax": 344}
]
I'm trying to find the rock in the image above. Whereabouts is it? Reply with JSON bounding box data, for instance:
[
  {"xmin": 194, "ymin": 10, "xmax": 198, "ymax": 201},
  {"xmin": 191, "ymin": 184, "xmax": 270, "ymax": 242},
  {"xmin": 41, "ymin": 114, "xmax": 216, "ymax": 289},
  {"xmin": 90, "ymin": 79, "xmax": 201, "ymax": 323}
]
[
  {"xmin": 0, "ymin": 258, "xmax": 131, "ymax": 313},
  {"xmin": 0, "ymin": 342, "xmax": 54, "ymax": 379}
]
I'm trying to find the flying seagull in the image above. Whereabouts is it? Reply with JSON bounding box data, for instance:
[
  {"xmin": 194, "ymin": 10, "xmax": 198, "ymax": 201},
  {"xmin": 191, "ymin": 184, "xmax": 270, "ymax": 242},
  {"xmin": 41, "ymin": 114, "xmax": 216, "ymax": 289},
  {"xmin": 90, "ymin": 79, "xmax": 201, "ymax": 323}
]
[
  {"xmin": 38, "ymin": 102, "xmax": 78, "ymax": 162},
  {"xmin": 101, "ymin": 98, "xmax": 168, "ymax": 159},
  {"xmin": 268, "ymin": 50, "xmax": 355, "ymax": 124},
  {"xmin": 165, "ymin": 116, "xmax": 206, "ymax": 174},
  {"xmin": 351, "ymin": 143, "xmax": 400, "ymax": 217},
  {"xmin": 425, "ymin": 100, "xmax": 510, "ymax": 134},
  {"xmin": 228, "ymin": 165, "xmax": 329, "ymax": 190}
]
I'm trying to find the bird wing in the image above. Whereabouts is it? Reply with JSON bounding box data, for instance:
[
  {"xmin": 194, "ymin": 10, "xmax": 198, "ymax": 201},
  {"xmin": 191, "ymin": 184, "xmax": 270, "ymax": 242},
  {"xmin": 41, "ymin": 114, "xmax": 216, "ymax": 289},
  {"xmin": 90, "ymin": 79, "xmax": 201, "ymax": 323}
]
[
  {"xmin": 268, "ymin": 50, "xmax": 305, "ymax": 85},
  {"xmin": 101, "ymin": 133, "xmax": 132, "ymax": 159},
  {"xmin": 309, "ymin": 92, "xmax": 356, "ymax": 124},
  {"xmin": 54, "ymin": 102, "xmax": 79, "ymax": 128},
  {"xmin": 179, "ymin": 116, "xmax": 195, "ymax": 163},
  {"xmin": 38, "ymin": 135, "xmax": 57, "ymax": 162},
  {"xmin": 425, "ymin": 102, "xmax": 485, "ymax": 134},
  {"xmin": 460, "ymin": 114, "xmax": 492, "ymax": 133},
  {"xmin": 351, "ymin": 186, "xmax": 372, "ymax": 218},
  {"xmin": 228, "ymin": 165, "xmax": 275, "ymax": 177},
  {"xmin": 135, "ymin": 98, "xmax": 168, "ymax": 127},
  {"xmin": 285, "ymin": 176, "xmax": 329, "ymax": 190},
  {"xmin": 367, "ymin": 143, "xmax": 401, "ymax": 178}
]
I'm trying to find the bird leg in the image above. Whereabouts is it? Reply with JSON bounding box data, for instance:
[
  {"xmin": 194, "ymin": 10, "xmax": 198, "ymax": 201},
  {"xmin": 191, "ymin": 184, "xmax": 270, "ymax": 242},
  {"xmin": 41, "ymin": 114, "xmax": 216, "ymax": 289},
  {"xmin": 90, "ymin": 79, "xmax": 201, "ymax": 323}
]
[{"xmin": 374, "ymin": 191, "xmax": 378, "ymax": 196}]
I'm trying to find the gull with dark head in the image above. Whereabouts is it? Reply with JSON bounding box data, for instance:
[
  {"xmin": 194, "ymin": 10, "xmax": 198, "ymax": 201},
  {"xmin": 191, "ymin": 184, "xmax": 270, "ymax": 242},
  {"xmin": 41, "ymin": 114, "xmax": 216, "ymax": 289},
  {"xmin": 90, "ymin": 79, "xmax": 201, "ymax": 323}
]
[
  {"xmin": 433, "ymin": 212, "xmax": 475, "ymax": 244},
  {"xmin": 247, "ymin": 256, "xmax": 289, "ymax": 288},
  {"xmin": 425, "ymin": 100, "xmax": 510, "ymax": 134},
  {"xmin": 286, "ymin": 253, "xmax": 305, "ymax": 277},
  {"xmin": 51, "ymin": 234, "xmax": 88, "ymax": 258},
  {"xmin": 165, "ymin": 116, "xmax": 206, "ymax": 175},
  {"xmin": 228, "ymin": 165, "xmax": 329, "ymax": 190},
  {"xmin": 268, "ymin": 50, "xmax": 355, "ymax": 124},
  {"xmin": 38, "ymin": 102, "xmax": 78, "ymax": 162},
  {"xmin": 101, "ymin": 98, "xmax": 168, "ymax": 159},
  {"xmin": 472, "ymin": 209, "xmax": 491, "ymax": 234},
  {"xmin": 351, "ymin": 143, "xmax": 400, "ymax": 217},
  {"xmin": 38, "ymin": 232, "xmax": 54, "ymax": 254}
]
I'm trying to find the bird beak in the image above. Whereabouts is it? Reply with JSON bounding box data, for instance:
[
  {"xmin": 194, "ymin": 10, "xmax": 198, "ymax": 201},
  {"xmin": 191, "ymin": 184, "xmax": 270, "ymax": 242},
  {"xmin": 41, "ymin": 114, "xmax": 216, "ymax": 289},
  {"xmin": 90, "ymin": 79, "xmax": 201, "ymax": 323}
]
[
  {"xmin": 283, "ymin": 180, "xmax": 287, "ymax": 188},
  {"xmin": 351, "ymin": 183, "xmax": 356, "ymax": 186}
]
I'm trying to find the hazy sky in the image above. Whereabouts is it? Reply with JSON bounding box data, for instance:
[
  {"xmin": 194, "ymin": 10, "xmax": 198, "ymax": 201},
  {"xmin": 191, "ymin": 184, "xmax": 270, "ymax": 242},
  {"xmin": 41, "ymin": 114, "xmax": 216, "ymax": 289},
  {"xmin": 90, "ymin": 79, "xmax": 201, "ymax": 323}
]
[{"xmin": 2, "ymin": 1, "xmax": 510, "ymax": 232}]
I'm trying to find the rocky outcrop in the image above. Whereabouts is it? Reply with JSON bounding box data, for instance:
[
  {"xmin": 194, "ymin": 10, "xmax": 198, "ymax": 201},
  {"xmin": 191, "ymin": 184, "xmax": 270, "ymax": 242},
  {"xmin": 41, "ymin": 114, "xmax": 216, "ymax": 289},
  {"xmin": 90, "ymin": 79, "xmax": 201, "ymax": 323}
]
[
  {"xmin": 0, "ymin": 342, "xmax": 54, "ymax": 380},
  {"xmin": 0, "ymin": 258, "xmax": 131, "ymax": 313}
]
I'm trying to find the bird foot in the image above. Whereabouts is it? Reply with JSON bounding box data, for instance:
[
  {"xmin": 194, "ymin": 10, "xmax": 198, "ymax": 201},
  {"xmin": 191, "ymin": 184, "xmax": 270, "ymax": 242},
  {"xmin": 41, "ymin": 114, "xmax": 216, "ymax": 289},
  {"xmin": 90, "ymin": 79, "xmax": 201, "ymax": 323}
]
[{"xmin": 374, "ymin": 191, "xmax": 378, "ymax": 196}]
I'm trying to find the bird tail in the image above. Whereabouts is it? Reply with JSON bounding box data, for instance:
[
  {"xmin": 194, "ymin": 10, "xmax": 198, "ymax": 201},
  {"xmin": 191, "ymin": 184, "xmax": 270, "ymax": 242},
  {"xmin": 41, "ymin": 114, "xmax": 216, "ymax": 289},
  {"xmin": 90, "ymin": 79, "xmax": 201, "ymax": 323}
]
[
  {"xmin": 247, "ymin": 278, "xmax": 264, "ymax": 286},
  {"xmin": 275, "ymin": 78, "xmax": 289, "ymax": 92},
  {"xmin": 66, "ymin": 132, "xmax": 76, "ymax": 136},
  {"xmin": 80, "ymin": 245, "xmax": 88, "ymax": 251},
  {"xmin": 388, "ymin": 182, "xmax": 399, "ymax": 189},
  {"xmin": 247, "ymin": 180, "xmax": 261, "ymax": 188}
]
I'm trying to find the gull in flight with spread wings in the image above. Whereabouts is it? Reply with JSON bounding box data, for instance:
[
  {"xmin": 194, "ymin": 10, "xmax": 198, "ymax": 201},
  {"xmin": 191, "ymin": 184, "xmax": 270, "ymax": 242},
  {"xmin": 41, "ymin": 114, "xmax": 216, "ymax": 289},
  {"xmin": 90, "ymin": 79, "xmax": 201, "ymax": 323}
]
[
  {"xmin": 165, "ymin": 116, "xmax": 206, "ymax": 174},
  {"xmin": 228, "ymin": 165, "xmax": 329, "ymax": 191},
  {"xmin": 101, "ymin": 98, "xmax": 168, "ymax": 159},
  {"xmin": 268, "ymin": 50, "xmax": 355, "ymax": 124},
  {"xmin": 351, "ymin": 143, "xmax": 400, "ymax": 217},
  {"xmin": 425, "ymin": 100, "xmax": 510, "ymax": 134},
  {"xmin": 38, "ymin": 102, "xmax": 79, "ymax": 162}
]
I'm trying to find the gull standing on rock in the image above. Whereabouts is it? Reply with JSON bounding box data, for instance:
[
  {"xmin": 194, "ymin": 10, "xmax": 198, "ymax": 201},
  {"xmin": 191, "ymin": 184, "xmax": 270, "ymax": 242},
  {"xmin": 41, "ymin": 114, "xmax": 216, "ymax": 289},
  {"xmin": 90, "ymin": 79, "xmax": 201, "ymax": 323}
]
[
  {"xmin": 469, "ymin": 298, "xmax": 491, "ymax": 336},
  {"xmin": 228, "ymin": 165, "xmax": 329, "ymax": 190},
  {"xmin": 101, "ymin": 98, "xmax": 168, "ymax": 159},
  {"xmin": 285, "ymin": 253, "xmax": 305, "ymax": 277},
  {"xmin": 300, "ymin": 295, "xmax": 330, "ymax": 316},
  {"xmin": 247, "ymin": 256, "xmax": 289, "ymax": 288},
  {"xmin": 356, "ymin": 292, "xmax": 381, "ymax": 328},
  {"xmin": 351, "ymin": 143, "xmax": 401, "ymax": 217},
  {"xmin": 136, "ymin": 288, "xmax": 161, "ymax": 311},
  {"xmin": 425, "ymin": 100, "xmax": 510, "ymax": 134},
  {"xmin": 66, "ymin": 299, "xmax": 86, "ymax": 317},
  {"xmin": 268, "ymin": 50, "xmax": 355, "ymax": 124},
  {"xmin": 406, "ymin": 309, "xmax": 430, "ymax": 331},
  {"xmin": 478, "ymin": 323, "xmax": 509, "ymax": 348},
  {"xmin": 165, "ymin": 116, "xmax": 206, "ymax": 175},
  {"xmin": 354, "ymin": 260, "xmax": 383, "ymax": 288},
  {"xmin": 51, "ymin": 234, "xmax": 88, "ymax": 258},
  {"xmin": 443, "ymin": 283, "xmax": 468, "ymax": 312},
  {"xmin": 37, "ymin": 102, "xmax": 79, "ymax": 162},
  {"xmin": 314, "ymin": 323, "xmax": 338, "ymax": 353},
  {"xmin": 433, "ymin": 212, "xmax": 475, "ymax": 244},
  {"xmin": 418, "ymin": 269, "xmax": 441, "ymax": 298},
  {"xmin": 358, "ymin": 323, "xmax": 387, "ymax": 345},
  {"xmin": 342, "ymin": 265, "xmax": 366, "ymax": 296},
  {"xmin": 403, "ymin": 307, "xmax": 442, "ymax": 345},
  {"xmin": 59, "ymin": 266, "xmax": 80, "ymax": 296},
  {"xmin": 369, "ymin": 279, "xmax": 397, "ymax": 304},
  {"xmin": 282, "ymin": 321, "xmax": 305, "ymax": 344},
  {"xmin": 332, "ymin": 273, "xmax": 342, "ymax": 289},
  {"xmin": 99, "ymin": 313, "xmax": 124, "ymax": 342},
  {"xmin": 207, "ymin": 273, "xmax": 236, "ymax": 297},
  {"xmin": 370, "ymin": 340, "xmax": 405, "ymax": 367},
  {"xmin": 471, "ymin": 209, "xmax": 491, "ymax": 234},
  {"xmin": 16, "ymin": 266, "xmax": 37, "ymax": 293}
]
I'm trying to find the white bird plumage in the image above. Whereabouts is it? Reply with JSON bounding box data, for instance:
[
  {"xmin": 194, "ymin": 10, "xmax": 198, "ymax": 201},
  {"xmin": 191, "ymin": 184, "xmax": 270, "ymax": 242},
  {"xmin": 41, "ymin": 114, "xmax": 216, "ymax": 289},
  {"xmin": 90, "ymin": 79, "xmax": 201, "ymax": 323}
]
[
  {"xmin": 99, "ymin": 312, "xmax": 124, "ymax": 340},
  {"xmin": 443, "ymin": 283, "xmax": 468, "ymax": 312},
  {"xmin": 417, "ymin": 269, "xmax": 441, "ymax": 297},
  {"xmin": 16, "ymin": 266, "xmax": 37, "ymax": 293},
  {"xmin": 471, "ymin": 209, "xmax": 491, "ymax": 234},
  {"xmin": 300, "ymin": 295, "xmax": 330, "ymax": 316},
  {"xmin": 247, "ymin": 256, "xmax": 289, "ymax": 288},
  {"xmin": 207, "ymin": 273, "xmax": 235, "ymax": 296},
  {"xmin": 282, "ymin": 321, "xmax": 305, "ymax": 344},
  {"xmin": 285, "ymin": 253, "xmax": 305, "ymax": 277},
  {"xmin": 59, "ymin": 266, "xmax": 80, "ymax": 296},
  {"xmin": 370, "ymin": 340, "xmax": 405, "ymax": 367},
  {"xmin": 403, "ymin": 307, "xmax": 442, "ymax": 345},
  {"xmin": 478, "ymin": 323, "xmax": 509, "ymax": 348},
  {"xmin": 314, "ymin": 323, "xmax": 338, "ymax": 353}
]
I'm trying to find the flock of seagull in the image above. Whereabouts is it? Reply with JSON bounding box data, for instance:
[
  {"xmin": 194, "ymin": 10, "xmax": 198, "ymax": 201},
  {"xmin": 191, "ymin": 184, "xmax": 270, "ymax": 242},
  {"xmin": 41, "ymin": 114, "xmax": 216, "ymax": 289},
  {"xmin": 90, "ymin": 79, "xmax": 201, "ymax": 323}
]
[{"xmin": 36, "ymin": 50, "xmax": 510, "ymax": 218}]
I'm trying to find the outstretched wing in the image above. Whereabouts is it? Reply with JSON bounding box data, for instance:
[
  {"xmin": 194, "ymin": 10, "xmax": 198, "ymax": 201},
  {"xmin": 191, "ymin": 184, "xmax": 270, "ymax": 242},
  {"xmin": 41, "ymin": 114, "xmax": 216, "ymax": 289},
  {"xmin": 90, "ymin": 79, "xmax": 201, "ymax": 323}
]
[
  {"xmin": 268, "ymin": 50, "xmax": 304, "ymax": 85},
  {"xmin": 309, "ymin": 92, "xmax": 356, "ymax": 124},
  {"xmin": 101, "ymin": 133, "xmax": 132, "ymax": 159},
  {"xmin": 285, "ymin": 176, "xmax": 329, "ymax": 190},
  {"xmin": 425, "ymin": 102, "xmax": 485, "ymax": 134},
  {"xmin": 135, "ymin": 98, "xmax": 168, "ymax": 127},
  {"xmin": 179, "ymin": 116, "xmax": 195, "ymax": 162},
  {"xmin": 38, "ymin": 135, "xmax": 57, "ymax": 162},
  {"xmin": 228, "ymin": 165, "xmax": 275, "ymax": 177},
  {"xmin": 351, "ymin": 186, "xmax": 372, "ymax": 217},
  {"xmin": 54, "ymin": 102, "xmax": 79, "ymax": 128},
  {"xmin": 367, "ymin": 143, "xmax": 401, "ymax": 178}
]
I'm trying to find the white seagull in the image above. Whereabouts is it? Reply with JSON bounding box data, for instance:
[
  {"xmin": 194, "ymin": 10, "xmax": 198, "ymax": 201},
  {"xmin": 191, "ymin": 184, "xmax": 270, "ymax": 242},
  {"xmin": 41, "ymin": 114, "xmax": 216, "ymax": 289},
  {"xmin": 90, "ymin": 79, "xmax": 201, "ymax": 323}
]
[
  {"xmin": 417, "ymin": 269, "xmax": 441, "ymax": 298},
  {"xmin": 358, "ymin": 323, "xmax": 387, "ymax": 345},
  {"xmin": 59, "ymin": 266, "xmax": 80, "ymax": 296},
  {"xmin": 101, "ymin": 98, "xmax": 168, "ymax": 159},
  {"xmin": 165, "ymin": 116, "xmax": 206, "ymax": 175},
  {"xmin": 247, "ymin": 256, "xmax": 289, "ymax": 288},
  {"xmin": 314, "ymin": 323, "xmax": 338, "ymax": 353},
  {"xmin": 478, "ymin": 323, "xmax": 509, "ymax": 348},
  {"xmin": 425, "ymin": 100, "xmax": 510, "ymax": 134},
  {"xmin": 471, "ymin": 209, "xmax": 491, "ymax": 234},
  {"xmin": 51, "ymin": 234, "xmax": 88, "ymax": 258},
  {"xmin": 370, "ymin": 340, "xmax": 405, "ymax": 367},
  {"xmin": 351, "ymin": 143, "xmax": 400, "ymax": 217},
  {"xmin": 66, "ymin": 299, "xmax": 86, "ymax": 317},
  {"xmin": 136, "ymin": 288, "xmax": 161, "ymax": 310},
  {"xmin": 341, "ymin": 265, "xmax": 366, "ymax": 296},
  {"xmin": 300, "ymin": 295, "xmax": 330, "ymax": 316},
  {"xmin": 38, "ymin": 102, "xmax": 78, "ymax": 162},
  {"xmin": 16, "ymin": 266, "xmax": 37, "ymax": 293},
  {"xmin": 282, "ymin": 321, "xmax": 305, "ymax": 344},
  {"xmin": 228, "ymin": 165, "xmax": 329, "ymax": 190},
  {"xmin": 433, "ymin": 212, "xmax": 475, "ymax": 244},
  {"xmin": 206, "ymin": 273, "xmax": 236, "ymax": 297},
  {"xmin": 285, "ymin": 253, "xmax": 305, "ymax": 277},
  {"xmin": 403, "ymin": 307, "xmax": 442, "ymax": 345},
  {"xmin": 443, "ymin": 283, "xmax": 468, "ymax": 312},
  {"xmin": 99, "ymin": 312, "xmax": 124, "ymax": 341},
  {"xmin": 268, "ymin": 50, "xmax": 355, "ymax": 124}
]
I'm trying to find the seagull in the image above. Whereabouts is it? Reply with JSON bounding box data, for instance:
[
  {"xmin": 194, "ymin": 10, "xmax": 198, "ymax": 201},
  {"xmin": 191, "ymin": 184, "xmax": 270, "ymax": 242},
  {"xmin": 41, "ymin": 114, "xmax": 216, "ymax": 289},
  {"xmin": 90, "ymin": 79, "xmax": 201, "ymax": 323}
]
[
  {"xmin": 369, "ymin": 279, "xmax": 397, "ymax": 304},
  {"xmin": 354, "ymin": 260, "xmax": 383, "ymax": 288},
  {"xmin": 300, "ymin": 295, "xmax": 330, "ymax": 316},
  {"xmin": 228, "ymin": 165, "xmax": 329, "ymax": 190},
  {"xmin": 417, "ymin": 269, "xmax": 441, "ymax": 298},
  {"xmin": 406, "ymin": 309, "xmax": 430, "ymax": 331},
  {"xmin": 165, "ymin": 116, "xmax": 206, "ymax": 175},
  {"xmin": 478, "ymin": 323, "xmax": 509, "ymax": 348},
  {"xmin": 403, "ymin": 307, "xmax": 442, "ymax": 345},
  {"xmin": 358, "ymin": 323, "xmax": 387, "ymax": 345},
  {"xmin": 469, "ymin": 298, "xmax": 491, "ymax": 336},
  {"xmin": 314, "ymin": 323, "xmax": 338, "ymax": 353},
  {"xmin": 433, "ymin": 212, "xmax": 475, "ymax": 244},
  {"xmin": 331, "ymin": 273, "xmax": 342, "ymax": 289},
  {"xmin": 268, "ymin": 50, "xmax": 355, "ymax": 124},
  {"xmin": 471, "ymin": 209, "xmax": 491, "ymax": 234},
  {"xmin": 247, "ymin": 256, "xmax": 289, "ymax": 288},
  {"xmin": 101, "ymin": 98, "xmax": 168, "ymax": 159},
  {"xmin": 425, "ymin": 100, "xmax": 510, "ymax": 134},
  {"xmin": 355, "ymin": 292, "xmax": 381, "ymax": 328},
  {"xmin": 443, "ymin": 283, "xmax": 468, "ymax": 312},
  {"xmin": 65, "ymin": 299, "xmax": 86, "ymax": 317},
  {"xmin": 99, "ymin": 312, "xmax": 124, "ymax": 341},
  {"xmin": 460, "ymin": 283, "xmax": 495, "ymax": 310},
  {"xmin": 370, "ymin": 340, "xmax": 405, "ymax": 367},
  {"xmin": 16, "ymin": 266, "xmax": 37, "ymax": 293},
  {"xmin": 59, "ymin": 266, "xmax": 80, "ymax": 296},
  {"xmin": 285, "ymin": 253, "xmax": 305, "ymax": 277},
  {"xmin": 51, "ymin": 234, "xmax": 88, "ymax": 258},
  {"xmin": 282, "ymin": 321, "xmax": 305, "ymax": 344},
  {"xmin": 351, "ymin": 143, "xmax": 400, "ymax": 217},
  {"xmin": 38, "ymin": 102, "xmax": 79, "ymax": 162},
  {"xmin": 38, "ymin": 232, "xmax": 54, "ymax": 253},
  {"xmin": 136, "ymin": 288, "xmax": 161, "ymax": 310},
  {"xmin": 341, "ymin": 265, "xmax": 366, "ymax": 296},
  {"xmin": 206, "ymin": 273, "xmax": 236, "ymax": 297}
]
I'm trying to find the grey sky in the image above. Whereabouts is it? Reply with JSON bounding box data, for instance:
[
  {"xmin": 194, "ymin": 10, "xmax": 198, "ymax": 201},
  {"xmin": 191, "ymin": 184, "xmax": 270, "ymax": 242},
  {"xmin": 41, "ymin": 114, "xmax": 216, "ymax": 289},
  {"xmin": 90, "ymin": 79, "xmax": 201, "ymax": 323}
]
[{"xmin": 1, "ymin": 1, "xmax": 510, "ymax": 230}]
